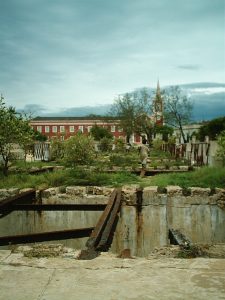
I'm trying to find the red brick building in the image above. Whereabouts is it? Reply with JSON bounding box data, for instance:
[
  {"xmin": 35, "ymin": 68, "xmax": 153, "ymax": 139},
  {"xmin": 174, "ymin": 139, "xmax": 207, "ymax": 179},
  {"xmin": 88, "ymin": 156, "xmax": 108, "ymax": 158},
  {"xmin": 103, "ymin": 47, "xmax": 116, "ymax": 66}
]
[{"xmin": 30, "ymin": 116, "xmax": 142, "ymax": 143}]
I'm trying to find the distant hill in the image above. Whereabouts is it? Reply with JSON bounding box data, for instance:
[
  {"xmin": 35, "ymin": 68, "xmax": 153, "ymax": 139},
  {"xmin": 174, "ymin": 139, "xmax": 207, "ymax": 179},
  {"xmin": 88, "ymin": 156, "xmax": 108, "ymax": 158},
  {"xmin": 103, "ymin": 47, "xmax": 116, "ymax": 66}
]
[{"xmin": 20, "ymin": 82, "xmax": 225, "ymax": 122}]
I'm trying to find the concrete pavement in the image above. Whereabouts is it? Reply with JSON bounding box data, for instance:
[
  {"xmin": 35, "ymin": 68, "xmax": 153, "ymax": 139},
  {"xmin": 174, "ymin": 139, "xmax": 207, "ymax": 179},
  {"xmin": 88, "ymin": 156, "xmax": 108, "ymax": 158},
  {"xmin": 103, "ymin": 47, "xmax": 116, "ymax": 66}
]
[{"xmin": 0, "ymin": 250, "xmax": 225, "ymax": 300}]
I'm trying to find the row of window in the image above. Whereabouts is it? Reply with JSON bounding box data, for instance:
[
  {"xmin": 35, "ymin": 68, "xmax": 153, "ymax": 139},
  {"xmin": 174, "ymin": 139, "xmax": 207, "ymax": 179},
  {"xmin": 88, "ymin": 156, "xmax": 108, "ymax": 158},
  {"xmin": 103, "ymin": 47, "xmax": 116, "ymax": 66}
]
[{"xmin": 35, "ymin": 125, "xmax": 123, "ymax": 134}]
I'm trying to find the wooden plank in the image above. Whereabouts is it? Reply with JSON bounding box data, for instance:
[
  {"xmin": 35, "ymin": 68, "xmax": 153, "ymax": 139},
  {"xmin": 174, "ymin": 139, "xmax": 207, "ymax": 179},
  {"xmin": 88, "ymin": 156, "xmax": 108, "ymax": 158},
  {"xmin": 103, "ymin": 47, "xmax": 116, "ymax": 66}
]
[
  {"xmin": 85, "ymin": 188, "xmax": 117, "ymax": 249},
  {"xmin": 96, "ymin": 188, "xmax": 122, "ymax": 250}
]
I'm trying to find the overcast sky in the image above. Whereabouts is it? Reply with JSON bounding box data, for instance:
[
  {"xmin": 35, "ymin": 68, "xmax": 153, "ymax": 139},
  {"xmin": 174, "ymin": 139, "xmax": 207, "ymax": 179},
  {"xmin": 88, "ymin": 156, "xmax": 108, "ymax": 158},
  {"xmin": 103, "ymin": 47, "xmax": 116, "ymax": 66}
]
[{"xmin": 0, "ymin": 0, "xmax": 224, "ymax": 111}]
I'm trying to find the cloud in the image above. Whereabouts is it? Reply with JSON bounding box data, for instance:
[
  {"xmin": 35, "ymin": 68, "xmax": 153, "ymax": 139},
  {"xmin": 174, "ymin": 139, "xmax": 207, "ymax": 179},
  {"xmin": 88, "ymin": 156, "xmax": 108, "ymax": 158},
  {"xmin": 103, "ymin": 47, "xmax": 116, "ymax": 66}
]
[
  {"xmin": 17, "ymin": 104, "xmax": 47, "ymax": 115},
  {"xmin": 189, "ymin": 88, "xmax": 225, "ymax": 95},
  {"xmin": 0, "ymin": 0, "xmax": 224, "ymax": 109},
  {"xmin": 177, "ymin": 65, "xmax": 201, "ymax": 70}
]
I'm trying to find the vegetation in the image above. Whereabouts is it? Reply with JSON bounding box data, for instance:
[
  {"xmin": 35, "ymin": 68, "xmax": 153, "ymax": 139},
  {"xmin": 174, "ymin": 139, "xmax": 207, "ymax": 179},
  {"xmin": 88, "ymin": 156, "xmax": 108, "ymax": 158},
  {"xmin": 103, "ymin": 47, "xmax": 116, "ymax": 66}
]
[
  {"xmin": 99, "ymin": 137, "xmax": 113, "ymax": 152},
  {"xmin": 197, "ymin": 116, "xmax": 225, "ymax": 141},
  {"xmin": 110, "ymin": 92, "xmax": 137, "ymax": 143},
  {"xmin": 164, "ymin": 86, "xmax": 193, "ymax": 143},
  {"xmin": 110, "ymin": 87, "xmax": 176, "ymax": 144},
  {"xmin": 1, "ymin": 162, "xmax": 224, "ymax": 189},
  {"xmin": 50, "ymin": 138, "xmax": 65, "ymax": 161},
  {"xmin": 0, "ymin": 168, "xmax": 139, "ymax": 189},
  {"xmin": 0, "ymin": 96, "xmax": 34, "ymax": 175},
  {"xmin": 90, "ymin": 124, "xmax": 113, "ymax": 141},
  {"xmin": 141, "ymin": 166, "xmax": 225, "ymax": 188},
  {"xmin": 216, "ymin": 130, "xmax": 225, "ymax": 166},
  {"xmin": 63, "ymin": 134, "xmax": 95, "ymax": 166}
]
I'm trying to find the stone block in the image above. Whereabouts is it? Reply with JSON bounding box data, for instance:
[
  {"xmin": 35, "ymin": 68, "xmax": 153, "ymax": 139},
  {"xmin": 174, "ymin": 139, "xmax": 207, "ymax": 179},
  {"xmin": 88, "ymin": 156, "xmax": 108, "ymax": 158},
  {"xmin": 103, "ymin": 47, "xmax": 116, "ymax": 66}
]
[
  {"xmin": 143, "ymin": 187, "xmax": 167, "ymax": 205},
  {"xmin": 190, "ymin": 187, "xmax": 211, "ymax": 196},
  {"xmin": 42, "ymin": 187, "xmax": 60, "ymax": 198},
  {"xmin": 66, "ymin": 186, "xmax": 86, "ymax": 196},
  {"xmin": 166, "ymin": 186, "xmax": 183, "ymax": 196},
  {"xmin": 122, "ymin": 187, "xmax": 137, "ymax": 205}
]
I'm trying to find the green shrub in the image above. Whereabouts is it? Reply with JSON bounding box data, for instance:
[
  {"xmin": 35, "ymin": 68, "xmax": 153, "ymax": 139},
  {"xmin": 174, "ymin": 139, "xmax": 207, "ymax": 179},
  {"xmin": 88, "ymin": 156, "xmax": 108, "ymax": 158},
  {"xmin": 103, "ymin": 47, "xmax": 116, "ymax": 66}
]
[
  {"xmin": 217, "ymin": 130, "xmax": 225, "ymax": 166},
  {"xmin": 114, "ymin": 138, "xmax": 125, "ymax": 152},
  {"xmin": 99, "ymin": 137, "xmax": 113, "ymax": 152},
  {"xmin": 63, "ymin": 134, "xmax": 95, "ymax": 167},
  {"xmin": 50, "ymin": 138, "xmax": 64, "ymax": 161}
]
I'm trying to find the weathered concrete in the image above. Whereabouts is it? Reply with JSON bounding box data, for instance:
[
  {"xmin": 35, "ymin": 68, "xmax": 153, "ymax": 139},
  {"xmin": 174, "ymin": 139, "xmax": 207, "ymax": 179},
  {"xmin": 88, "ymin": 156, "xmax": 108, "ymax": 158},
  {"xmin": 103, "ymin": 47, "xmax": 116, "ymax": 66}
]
[
  {"xmin": 0, "ymin": 186, "xmax": 225, "ymax": 257},
  {"xmin": 0, "ymin": 250, "xmax": 224, "ymax": 300}
]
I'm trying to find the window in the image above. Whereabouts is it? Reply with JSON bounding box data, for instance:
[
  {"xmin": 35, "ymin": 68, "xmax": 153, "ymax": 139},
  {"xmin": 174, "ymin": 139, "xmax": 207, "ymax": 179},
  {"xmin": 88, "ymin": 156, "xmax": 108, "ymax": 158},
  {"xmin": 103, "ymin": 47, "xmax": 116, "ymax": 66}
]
[
  {"xmin": 37, "ymin": 126, "xmax": 42, "ymax": 133},
  {"xmin": 60, "ymin": 136, "xmax": 64, "ymax": 141},
  {"xmin": 87, "ymin": 126, "xmax": 92, "ymax": 132},
  {"xmin": 60, "ymin": 126, "xmax": 65, "ymax": 133},
  {"xmin": 118, "ymin": 127, "xmax": 123, "ymax": 132},
  {"xmin": 45, "ymin": 126, "xmax": 49, "ymax": 133},
  {"xmin": 78, "ymin": 125, "xmax": 83, "ymax": 133},
  {"xmin": 69, "ymin": 126, "xmax": 74, "ymax": 133},
  {"xmin": 52, "ymin": 126, "xmax": 57, "ymax": 133},
  {"xmin": 111, "ymin": 125, "xmax": 116, "ymax": 132}
]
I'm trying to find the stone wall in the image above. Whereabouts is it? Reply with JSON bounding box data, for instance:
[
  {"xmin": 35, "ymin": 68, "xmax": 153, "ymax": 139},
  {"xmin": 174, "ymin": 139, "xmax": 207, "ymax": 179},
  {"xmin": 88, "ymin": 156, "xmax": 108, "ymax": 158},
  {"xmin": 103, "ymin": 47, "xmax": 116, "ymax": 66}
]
[{"xmin": 0, "ymin": 186, "xmax": 224, "ymax": 256}]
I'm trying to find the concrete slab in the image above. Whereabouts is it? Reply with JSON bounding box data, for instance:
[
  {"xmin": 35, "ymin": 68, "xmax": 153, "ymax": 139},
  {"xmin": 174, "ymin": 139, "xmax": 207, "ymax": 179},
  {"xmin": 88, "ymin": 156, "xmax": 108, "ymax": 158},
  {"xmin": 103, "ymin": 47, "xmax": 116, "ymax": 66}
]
[
  {"xmin": 0, "ymin": 251, "xmax": 224, "ymax": 300},
  {"xmin": 0, "ymin": 250, "xmax": 11, "ymax": 262}
]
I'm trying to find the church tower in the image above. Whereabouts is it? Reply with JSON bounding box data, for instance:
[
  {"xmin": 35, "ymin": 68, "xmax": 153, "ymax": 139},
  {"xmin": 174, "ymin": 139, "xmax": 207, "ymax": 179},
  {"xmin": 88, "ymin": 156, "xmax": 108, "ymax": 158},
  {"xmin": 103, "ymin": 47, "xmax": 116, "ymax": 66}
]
[{"xmin": 152, "ymin": 80, "xmax": 163, "ymax": 125}]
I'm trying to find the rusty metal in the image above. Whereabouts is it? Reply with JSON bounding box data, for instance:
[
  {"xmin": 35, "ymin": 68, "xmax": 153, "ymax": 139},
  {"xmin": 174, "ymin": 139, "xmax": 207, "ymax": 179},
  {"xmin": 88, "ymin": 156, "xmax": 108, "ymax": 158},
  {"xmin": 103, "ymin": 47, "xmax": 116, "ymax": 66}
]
[
  {"xmin": 0, "ymin": 189, "xmax": 36, "ymax": 217},
  {"xmin": 6, "ymin": 203, "xmax": 107, "ymax": 211},
  {"xmin": 85, "ymin": 188, "xmax": 117, "ymax": 249},
  {"xmin": 0, "ymin": 227, "xmax": 94, "ymax": 246},
  {"xmin": 96, "ymin": 188, "xmax": 122, "ymax": 250}
]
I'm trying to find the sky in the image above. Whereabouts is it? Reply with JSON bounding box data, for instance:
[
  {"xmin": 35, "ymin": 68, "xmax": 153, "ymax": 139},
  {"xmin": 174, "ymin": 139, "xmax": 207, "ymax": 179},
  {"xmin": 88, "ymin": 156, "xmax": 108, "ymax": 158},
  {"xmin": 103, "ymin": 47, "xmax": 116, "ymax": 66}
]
[{"xmin": 0, "ymin": 0, "xmax": 225, "ymax": 112}]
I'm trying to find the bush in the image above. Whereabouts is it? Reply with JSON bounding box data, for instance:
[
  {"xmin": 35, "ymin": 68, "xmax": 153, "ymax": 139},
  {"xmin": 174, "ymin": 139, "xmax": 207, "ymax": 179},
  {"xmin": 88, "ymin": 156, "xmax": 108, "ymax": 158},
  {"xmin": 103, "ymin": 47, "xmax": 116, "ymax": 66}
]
[
  {"xmin": 50, "ymin": 138, "xmax": 64, "ymax": 161},
  {"xmin": 99, "ymin": 137, "xmax": 113, "ymax": 152},
  {"xmin": 217, "ymin": 130, "xmax": 225, "ymax": 166},
  {"xmin": 63, "ymin": 134, "xmax": 95, "ymax": 167},
  {"xmin": 152, "ymin": 138, "xmax": 163, "ymax": 151},
  {"xmin": 114, "ymin": 138, "xmax": 125, "ymax": 152}
]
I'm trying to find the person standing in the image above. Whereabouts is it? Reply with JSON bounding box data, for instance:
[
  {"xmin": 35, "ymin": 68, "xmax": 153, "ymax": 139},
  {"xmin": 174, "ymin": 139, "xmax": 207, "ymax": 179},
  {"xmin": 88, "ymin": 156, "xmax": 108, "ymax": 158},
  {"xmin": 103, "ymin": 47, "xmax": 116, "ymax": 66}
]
[{"xmin": 139, "ymin": 138, "xmax": 149, "ymax": 177}]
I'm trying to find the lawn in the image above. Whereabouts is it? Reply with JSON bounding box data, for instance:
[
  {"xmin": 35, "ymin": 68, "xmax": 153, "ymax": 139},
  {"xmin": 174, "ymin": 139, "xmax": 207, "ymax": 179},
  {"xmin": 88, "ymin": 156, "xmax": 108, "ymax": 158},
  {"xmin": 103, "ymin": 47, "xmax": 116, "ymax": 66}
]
[{"xmin": 0, "ymin": 163, "xmax": 224, "ymax": 190}]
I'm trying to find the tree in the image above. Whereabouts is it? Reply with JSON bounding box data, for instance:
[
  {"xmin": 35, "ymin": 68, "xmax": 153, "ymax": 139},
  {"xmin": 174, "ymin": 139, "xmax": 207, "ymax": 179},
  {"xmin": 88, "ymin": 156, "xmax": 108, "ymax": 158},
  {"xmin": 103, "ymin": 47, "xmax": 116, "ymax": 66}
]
[
  {"xmin": 197, "ymin": 117, "xmax": 225, "ymax": 141},
  {"xmin": 17, "ymin": 118, "xmax": 35, "ymax": 161},
  {"xmin": 216, "ymin": 130, "xmax": 225, "ymax": 166},
  {"xmin": 154, "ymin": 125, "xmax": 174, "ymax": 142},
  {"xmin": 164, "ymin": 86, "xmax": 193, "ymax": 143},
  {"xmin": 110, "ymin": 88, "xmax": 154, "ymax": 144},
  {"xmin": 63, "ymin": 133, "xmax": 95, "ymax": 167},
  {"xmin": 90, "ymin": 124, "xmax": 113, "ymax": 141},
  {"xmin": 33, "ymin": 130, "xmax": 47, "ymax": 142},
  {"xmin": 110, "ymin": 93, "xmax": 137, "ymax": 143},
  {"xmin": 0, "ymin": 96, "xmax": 34, "ymax": 175}
]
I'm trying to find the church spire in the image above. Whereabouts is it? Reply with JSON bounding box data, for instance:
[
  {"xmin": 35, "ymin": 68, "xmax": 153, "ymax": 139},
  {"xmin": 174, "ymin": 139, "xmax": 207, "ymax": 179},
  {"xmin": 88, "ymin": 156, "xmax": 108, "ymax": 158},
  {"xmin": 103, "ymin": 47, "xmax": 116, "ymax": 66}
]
[{"xmin": 153, "ymin": 80, "xmax": 163, "ymax": 125}]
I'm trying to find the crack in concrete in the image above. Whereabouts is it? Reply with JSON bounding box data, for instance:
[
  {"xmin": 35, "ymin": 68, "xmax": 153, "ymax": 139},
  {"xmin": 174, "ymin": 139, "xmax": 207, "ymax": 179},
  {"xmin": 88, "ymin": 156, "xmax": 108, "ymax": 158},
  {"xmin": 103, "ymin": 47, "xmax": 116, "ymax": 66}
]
[{"xmin": 37, "ymin": 268, "xmax": 56, "ymax": 300}]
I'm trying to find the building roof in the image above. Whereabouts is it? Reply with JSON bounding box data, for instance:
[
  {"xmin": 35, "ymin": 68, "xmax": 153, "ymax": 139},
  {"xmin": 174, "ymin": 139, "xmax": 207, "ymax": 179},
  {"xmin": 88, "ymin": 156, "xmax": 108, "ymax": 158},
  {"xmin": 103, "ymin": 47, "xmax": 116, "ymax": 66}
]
[{"xmin": 32, "ymin": 116, "xmax": 118, "ymax": 121}]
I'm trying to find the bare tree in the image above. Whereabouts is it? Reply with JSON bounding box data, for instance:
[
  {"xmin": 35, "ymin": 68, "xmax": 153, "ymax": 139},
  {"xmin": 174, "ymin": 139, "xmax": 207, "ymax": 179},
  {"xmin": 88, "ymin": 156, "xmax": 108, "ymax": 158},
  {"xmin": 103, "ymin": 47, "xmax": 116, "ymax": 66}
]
[{"xmin": 164, "ymin": 86, "xmax": 193, "ymax": 143}]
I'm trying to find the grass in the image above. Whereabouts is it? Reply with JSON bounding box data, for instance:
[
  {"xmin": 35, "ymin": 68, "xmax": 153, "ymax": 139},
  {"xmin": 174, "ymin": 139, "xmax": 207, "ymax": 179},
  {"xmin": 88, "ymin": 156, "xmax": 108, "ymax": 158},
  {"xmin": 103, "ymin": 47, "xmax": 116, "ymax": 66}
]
[
  {"xmin": 0, "ymin": 168, "xmax": 140, "ymax": 189},
  {"xmin": 1, "ymin": 160, "xmax": 224, "ymax": 190},
  {"xmin": 141, "ymin": 166, "xmax": 225, "ymax": 188}
]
